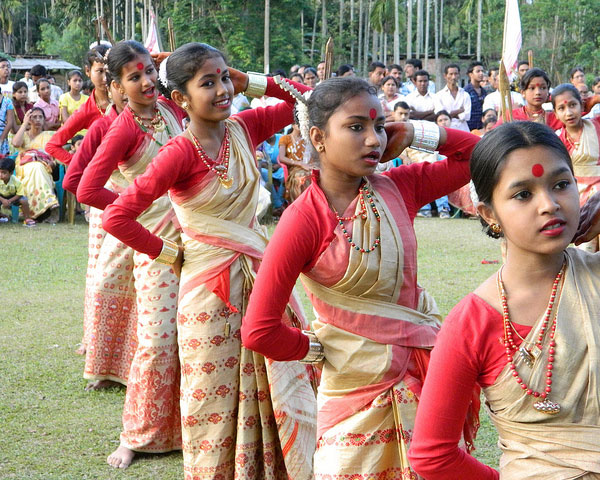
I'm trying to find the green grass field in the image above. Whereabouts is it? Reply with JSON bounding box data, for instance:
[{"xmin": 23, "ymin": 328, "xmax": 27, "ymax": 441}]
[{"xmin": 0, "ymin": 217, "xmax": 501, "ymax": 479}]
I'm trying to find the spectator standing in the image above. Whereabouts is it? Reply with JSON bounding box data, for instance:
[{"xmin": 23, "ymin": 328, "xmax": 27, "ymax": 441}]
[
  {"xmin": 405, "ymin": 70, "xmax": 436, "ymax": 121},
  {"xmin": 28, "ymin": 65, "xmax": 47, "ymax": 103},
  {"xmin": 317, "ymin": 60, "xmax": 326, "ymax": 82},
  {"xmin": 18, "ymin": 71, "xmax": 34, "ymax": 89},
  {"xmin": 482, "ymin": 66, "xmax": 524, "ymax": 113},
  {"xmin": 46, "ymin": 75, "xmax": 63, "ymax": 103},
  {"xmin": 465, "ymin": 61, "xmax": 488, "ymax": 131},
  {"xmin": 401, "ymin": 58, "xmax": 435, "ymax": 96},
  {"xmin": 367, "ymin": 61, "xmax": 386, "ymax": 92},
  {"xmin": 386, "ymin": 63, "xmax": 403, "ymax": 82},
  {"xmin": 0, "ymin": 58, "xmax": 14, "ymax": 98},
  {"xmin": 434, "ymin": 64, "xmax": 471, "ymax": 131}
]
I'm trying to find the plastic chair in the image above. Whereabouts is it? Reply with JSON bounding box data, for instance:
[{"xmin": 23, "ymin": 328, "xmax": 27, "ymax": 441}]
[
  {"xmin": 11, "ymin": 204, "xmax": 19, "ymax": 223},
  {"xmin": 54, "ymin": 163, "xmax": 75, "ymax": 224}
]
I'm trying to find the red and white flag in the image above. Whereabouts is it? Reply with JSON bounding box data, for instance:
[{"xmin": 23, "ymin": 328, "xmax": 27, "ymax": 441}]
[
  {"xmin": 502, "ymin": 0, "xmax": 522, "ymax": 80},
  {"xmin": 144, "ymin": 11, "xmax": 161, "ymax": 54}
]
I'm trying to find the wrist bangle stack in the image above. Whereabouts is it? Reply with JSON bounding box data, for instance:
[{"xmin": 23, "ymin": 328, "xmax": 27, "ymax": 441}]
[
  {"xmin": 155, "ymin": 237, "xmax": 179, "ymax": 265},
  {"xmin": 245, "ymin": 72, "xmax": 268, "ymax": 98},
  {"xmin": 299, "ymin": 330, "xmax": 325, "ymax": 364},
  {"xmin": 410, "ymin": 120, "xmax": 440, "ymax": 153}
]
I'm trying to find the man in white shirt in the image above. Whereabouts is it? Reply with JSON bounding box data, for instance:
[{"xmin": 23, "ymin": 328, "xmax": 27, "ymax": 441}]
[
  {"xmin": 19, "ymin": 71, "xmax": 34, "ymax": 89},
  {"xmin": 0, "ymin": 58, "xmax": 14, "ymax": 99},
  {"xmin": 405, "ymin": 70, "xmax": 436, "ymax": 121},
  {"xmin": 482, "ymin": 66, "xmax": 524, "ymax": 113},
  {"xmin": 400, "ymin": 58, "xmax": 436, "ymax": 96},
  {"xmin": 434, "ymin": 64, "xmax": 471, "ymax": 131}
]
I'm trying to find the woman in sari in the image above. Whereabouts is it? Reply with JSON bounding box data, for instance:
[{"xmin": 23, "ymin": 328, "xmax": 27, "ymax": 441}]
[
  {"xmin": 101, "ymin": 43, "xmax": 316, "ymax": 479},
  {"xmin": 242, "ymin": 77, "xmax": 480, "ymax": 479},
  {"xmin": 11, "ymin": 107, "xmax": 59, "ymax": 222},
  {"xmin": 11, "ymin": 81, "xmax": 32, "ymax": 130},
  {"xmin": 77, "ymin": 40, "xmax": 185, "ymax": 469},
  {"xmin": 279, "ymin": 120, "xmax": 312, "ymax": 203},
  {"xmin": 409, "ymin": 122, "xmax": 600, "ymax": 479},
  {"xmin": 553, "ymin": 83, "xmax": 600, "ymax": 252}
]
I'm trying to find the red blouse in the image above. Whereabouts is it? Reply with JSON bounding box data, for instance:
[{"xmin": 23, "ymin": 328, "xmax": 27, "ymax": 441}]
[
  {"xmin": 46, "ymin": 89, "xmax": 107, "ymax": 165},
  {"xmin": 101, "ymin": 78, "xmax": 310, "ymax": 259},
  {"xmin": 62, "ymin": 107, "xmax": 118, "ymax": 194},
  {"xmin": 557, "ymin": 116, "xmax": 600, "ymax": 154},
  {"xmin": 241, "ymin": 129, "xmax": 480, "ymax": 361},
  {"xmin": 495, "ymin": 106, "xmax": 562, "ymax": 130},
  {"xmin": 408, "ymin": 293, "xmax": 533, "ymax": 479}
]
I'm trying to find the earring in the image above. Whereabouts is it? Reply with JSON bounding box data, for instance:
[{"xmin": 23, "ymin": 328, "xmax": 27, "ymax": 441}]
[
  {"xmin": 317, "ymin": 144, "xmax": 324, "ymax": 152},
  {"xmin": 182, "ymin": 101, "xmax": 189, "ymax": 110},
  {"xmin": 490, "ymin": 223, "xmax": 502, "ymax": 234}
]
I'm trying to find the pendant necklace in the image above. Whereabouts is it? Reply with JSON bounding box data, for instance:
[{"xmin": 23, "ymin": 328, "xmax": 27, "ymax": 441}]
[{"xmin": 189, "ymin": 126, "xmax": 233, "ymax": 189}]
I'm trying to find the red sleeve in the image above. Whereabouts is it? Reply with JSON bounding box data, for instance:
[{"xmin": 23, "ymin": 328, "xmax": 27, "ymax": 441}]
[
  {"xmin": 77, "ymin": 111, "xmax": 142, "ymax": 209},
  {"xmin": 408, "ymin": 294, "xmax": 500, "ymax": 480},
  {"xmin": 242, "ymin": 194, "xmax": 331, "ymax": 361},
  {"xmin": 385, "ymin": 128, "xmax": 479, "ymax": 217},
  {"xmin": 63, "ymin": 116, "xmax": 110, "ymax": 194},
  {"xmin": 46, "ymin": 94, "xmax": 98, "ymax": 165},
  {"xmin": 236, "ymin": 78, "xmax": 311, "ymax": 151},
  {"xmin": 102, "ymin": 138, "xmax": 192, "ymax": 258}
]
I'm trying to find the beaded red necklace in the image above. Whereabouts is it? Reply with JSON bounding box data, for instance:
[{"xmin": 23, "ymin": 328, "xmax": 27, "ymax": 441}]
[
  {"xmin": 333, "ymin": 182, "xmax": 381, "ymax": 253},
  {"xmin": 496, "ymin": 262, "xmax": 565, "ymax": 415},
  {"xmin": 189, "ymin": 126, "xmax": 233, "ymax": 189}
]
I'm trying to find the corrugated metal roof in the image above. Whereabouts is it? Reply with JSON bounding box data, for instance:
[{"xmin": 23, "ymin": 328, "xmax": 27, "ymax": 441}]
[{"xmin": 9, "ymin": 58, "xmax": 80, "ymax": 71}]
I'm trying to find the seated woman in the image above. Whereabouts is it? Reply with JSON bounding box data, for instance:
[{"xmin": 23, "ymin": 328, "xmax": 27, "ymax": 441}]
[
  {"xmin": 279, "ymin": 116, "xmax": 313, "ymax": 203},
  {"xmin": 11, "ymin": 108, "xmax": 60, "ymax": 222},
  {"xmin": 257, "ymin": 132, "xmax": 285, "ymax": 213},
  {"xmin": 553, "ymin": 83, "xmax": 600, "ymax": 252},
  {"xmin": 409, "ymin": 121, "xmax": 600, "ymax": 479}
]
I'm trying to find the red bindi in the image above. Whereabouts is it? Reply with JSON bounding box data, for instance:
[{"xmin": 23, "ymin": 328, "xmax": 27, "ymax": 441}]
[
  {"xmin": 532, "ymin": 164, "xmax": 544, "ymax": 177},
  {"xmin": 369, "ymin": 108, "xmax": 377, "ymax": 120},
  {"xmin": 136, "ymin": 63, "xmax": 144, "ymax": 70},
  {"xmin": 216, "ymin": 68, "xmax": 221, "ymax": 74}
]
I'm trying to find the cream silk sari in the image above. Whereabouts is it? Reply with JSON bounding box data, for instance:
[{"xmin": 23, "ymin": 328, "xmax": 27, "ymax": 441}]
[
  {"xmin": 300, "ymin": 174, "xmax": 443, "ymax": 479},
  {"xmin": 169, "ymin": 119, "xmax": 316, "ymax": 479},
  {"xmin": 484, "ymin": 248, "xmax": 600, "ymax": 479},
  {"xmin": 571, "ymin": 119, "xmax": 600, "ymax": 206}
]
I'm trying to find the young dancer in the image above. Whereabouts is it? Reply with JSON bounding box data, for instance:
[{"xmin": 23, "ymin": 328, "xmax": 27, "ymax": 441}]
[
  {"xmin": 59, "ymin": 70, "xmax": 88, "ymax": 123},
  {"xmin": 409, "ymin": 121, "xmax": 600, "ymax": 479},
  {"xmin": 242, "ymin": 77, "xmax": 480, "ymax": 479},
  {"xmin": 32, "ymin": 79, "xmax": 60, "ymax": 130},
  {"xmin": 64, "ymin": 73, "xmax": 137, "ymax": 389},
  {"xmin": 77, "ymin": 40, "xmax": 185, "ymax": 469},
  {"xmin": 101, "ymin": 42, "xmax": 317, "ymax": 479},
  {"xmin": 553, "ymin": 83, "xmax": 600, "ymax": 252}
]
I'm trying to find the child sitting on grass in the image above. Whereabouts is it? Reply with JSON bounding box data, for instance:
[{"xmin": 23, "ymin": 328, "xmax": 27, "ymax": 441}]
[{"xmin": 0, "ymin": 155, "xmax": 35, "ymax": 226}]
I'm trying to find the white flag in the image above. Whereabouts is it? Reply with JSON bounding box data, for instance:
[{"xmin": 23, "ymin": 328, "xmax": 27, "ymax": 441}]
[
  {"xmin": 144, "ymin": 11, "xmax": 161, "ymax": 54},
  {"xmin": 502, "ymin": 0, "xmax": 522, "ymax": 80}
]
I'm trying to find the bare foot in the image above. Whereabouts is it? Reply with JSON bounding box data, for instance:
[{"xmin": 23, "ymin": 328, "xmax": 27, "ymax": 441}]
[
  {"xmin": 107, "ymin": 445, "xmax": 135, "ymax": 469},
  {"xmin": 85, "ymin": 380, "xmax": 121, "ymax": 391},
  {"xmin": 75, "ymin": 343, "xmax": 86, "ymax": 355}
]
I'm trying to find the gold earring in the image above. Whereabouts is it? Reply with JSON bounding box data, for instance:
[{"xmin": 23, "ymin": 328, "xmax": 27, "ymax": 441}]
[
  {"xmin": 317, "ymin": 145, "xmax": 324, "ymax": 152},
  {"xmin": 490, "ymin": 223, "xmax": 502, "ymax": 234},
  {"xmin": 182, "ymin": 101, "xmax": 189, "ymax": 110}
]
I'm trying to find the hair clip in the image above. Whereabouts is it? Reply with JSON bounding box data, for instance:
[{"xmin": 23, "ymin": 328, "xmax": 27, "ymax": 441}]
[{"xmin": 158, "ymin": 55, "xmax": 169, "ymax": 88}]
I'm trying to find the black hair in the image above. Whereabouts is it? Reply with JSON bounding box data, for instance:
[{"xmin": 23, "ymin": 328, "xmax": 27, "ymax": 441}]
[
  {"xmin": 67, "ymin": 70, "xmax": 83, "ymax": 81},
  {"xmin": 394, "ymin": 101, "xmax": 410, "ymax": 111},
  {"xmin": 413, "ymin": 69, "xmax": 430, "ymax": 80},
  {"xmin": 272, "ymin": 68, "xmax": 287, "ymax": 78},
  {"xmin": 12, "ymin": 81, "xmax": 28, "ymax": 93},
  {"xmin": 162, "ymin": 42, "xmax": 226, "ymax": 98},
  {"xmin": 303, "ymin": 67, "xmax": 318, "ymax": 77},
  {"xmin": 482, "ymin": 108, "xmax": 497, "ymax": 120},
  {"xmin": 482, "ymin": 117, "xmax": 497, "ymax": 129},
  {"xmin": 30, "ymin": 106, "xmax": 46, "ymax": 119},
  {"xmin": 470, "ymin": 122, "xmax": 572, "ymax": 238},
  {"xmin": 336, "ymin": 64, "xmax": 354, "ymax": 77},
  {"xmin": 36, "ymin": 78, "xmax": 50, "ymax": 92},
  {"xmin": 569, "ymin": 66, "xmax": 584, "ymax": 80},
  {"xmin": 520, "ymin": 67, "xmax": 551, "ymax": 91},
  {"xmin": 30, "ymin": 64, "xmax": 47, "ymax": 77},
  {"xmin": 84, "ymin": 43, "xmax": 111, "ymax": 69},
  {"xmin": 71, "ymin": 134, "xmax": 84, "ymax": 144},
  {"xmin": 467, "ymin": 61, "xmax": 484, "ymax": 75},
  {"xmin": 381, "ymin": 75, "xmax": 398, "ymax": 88},
  {"xmin": 387, "ymin": 63, "xmax": 402, "ymax": 72},
  {"xmin": 517, "ymin": 60, "xmax": 530, "ymax": 69},
  {"xmin": 290, "ymin": 73, "xmax": 304, "ymax": 82},
  {"xmin": 107, "ymin": 40, "xmax": 149, "ymax": 83},
  {"xmin": 488, "ymin": 66, "xmax": 499, "ymax": 75},
  {"xmin": 444, "ymin": 63, "xmax": 460, "ymax": 75},
  {"xmin": 593, "ymin": 76, "xmax": 600, "ymax": 86},
  {"xmin": 82, "ymin": 80, "xmax": 93, "ymax": 92},
  {"xmin": 406, "ymin": 58, "xmax": 422, "ymax": 69},
  {"xmin": 434, "ymin": 110, "xmax": 451, "ymax": 122},
  {"xmin": 0, "ymin": 57, "xmax": 9, "ymax": 65},
  {"xmin": 551, "ymin": 83, "xmax": 582, "ymax": 109},
  {"xmin": 0, "ymin": 156, "xmax": 15, "ymax": 173},
  {"xmin": 308, "ymin": 76, "xmax": 376, "ymax": 133},
  {"xmin": 368, "ymin": 61, "xmax": 386, "ymax": 73}
]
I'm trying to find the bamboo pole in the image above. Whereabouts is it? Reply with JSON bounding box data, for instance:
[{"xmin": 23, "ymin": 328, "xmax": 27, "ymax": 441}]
[
  {"xmin": 528, "ymin": 49, "xmax": 533, "ymax": 69},
  {"xmin": 324, "ymin": 37, "xmax": 334, "ymax": 79},
  {"xmin": 100, "ymin": 17, "xmax": 116, "ymax": 45},
  {"xmin": 168, "ymin": 17, "xmax": 176, "ymax": 51},
  {"xmin": 499, "ymin": 60, "xmax": 513, "ymax": 123}
]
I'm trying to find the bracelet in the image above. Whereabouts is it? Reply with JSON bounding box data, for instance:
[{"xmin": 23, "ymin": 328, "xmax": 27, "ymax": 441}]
[
  {"xmin": 410, "ymin": 120, "xmax": 440, "ymax": 153},
  {"xmin": 299, "ymin": 330, "xmax": 325, "ymax": 364},
  {"xmin": 245, "ymin": 72, "xmax": 268, "ymax": 98},
  {"xmin": 155, "ymin": 237, "xmax": 179, "ymax": 265}
]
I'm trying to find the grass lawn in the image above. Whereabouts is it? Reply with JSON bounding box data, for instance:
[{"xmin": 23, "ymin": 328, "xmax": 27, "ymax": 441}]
[{"xmin": 0, "ymin": 217, "xmax": 501, "ymax": 479}]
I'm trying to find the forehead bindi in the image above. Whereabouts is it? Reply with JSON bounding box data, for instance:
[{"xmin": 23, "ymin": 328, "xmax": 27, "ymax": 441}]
[
  {"xmin": 369, "ymin": 108, "xmax": 377, "ymax": 120},
  {"xmin": 532, "ymin": 164, "xmax": 544, "ymax": 177}
]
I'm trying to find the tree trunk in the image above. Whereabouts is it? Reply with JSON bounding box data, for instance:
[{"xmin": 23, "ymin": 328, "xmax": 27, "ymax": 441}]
[
  {"xmin": 300, "ymin": 9, "xmax": 304, "ymax": 57},
  {"xmin": 321, "ymin": 0, "xmax": 327, "ymax": 58},
  {"xmin": 364, "ymin": 0, "xmax": 371, "ymax": 70},
  {"xmin": 358, "ymin": 0, "xmax": 363, "ymax": 72},
  {"xmin": 264, "ymin": 0, "xmax": 270, "ymax": 73},
  {"xmin": 434, "ymin": 0, "xmax": 438, "ymax": 60},
  {"xmin": 467, "ymin": 8, "xmax": 471, "ymax": 55},
  {"xmin": 25, "ymin": 0, "xmax": 29, "ymax": 52},
  {"xmin": 339, "ymin": 0, "xmax": 344, "ymax": 52},
  {"xmin": 350, "ymin": 0, "xmax": 355, "ymax": 66},
  {"xmin": 476, "ymin": 0, "xmax": 482, "ymax": 60},
  {"xmin": 424, "ymin": 0, "xmax": 430, "ymax": 64},
  {"xmin": 372, "ymin": 29, "xmax": 378, "ymax": 62},
  {"xmin": 416, "ymin": 0, "xmax": 422, "ymax": 58},
  {"xmin": 393, "ymin": 0, "xmax": 399, "ymax": 64},
  {"xmin": 407, "ymin": 0, "xmax": 412, "ymax": 59},
  {"xmin": 311, "ymin": 0, "xmax": 318, "ymax": 63},
  {"xmin": 132, "ymin": 0, "xmax": 135, "ymax": 40},
  {"xmin": 383, "ymin": 31, "xmax": 387, "ymax": 65},
  {"xmin": 439, "ymin": 0, "xmax": 443, "ymax": 46}
]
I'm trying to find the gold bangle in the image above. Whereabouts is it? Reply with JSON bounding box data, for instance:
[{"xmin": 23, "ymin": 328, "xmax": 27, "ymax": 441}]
[
  {"xmin": 299, "ymin": 330, "xmax": 325, "ymax": 364},
  {"xmin": 245, "ymin": 72, "xmax": 268, "ymax": 98},
  {"xmin": 410, "ymin": 120, "xmax": 440, "ymax": 153},
  {"xmin": 155, "ymin": 237, "xmax": 179, "ymax": 265}
]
